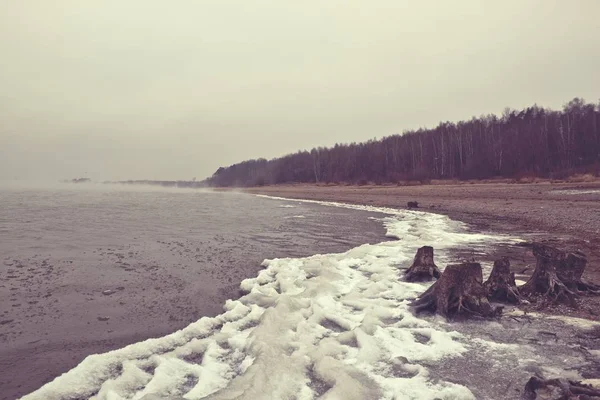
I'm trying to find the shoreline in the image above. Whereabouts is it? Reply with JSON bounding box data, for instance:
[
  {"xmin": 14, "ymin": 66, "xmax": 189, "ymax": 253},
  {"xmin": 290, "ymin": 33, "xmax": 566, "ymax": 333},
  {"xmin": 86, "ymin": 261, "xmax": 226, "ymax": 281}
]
[
  {"xmin": 5, "ymin": 185, "xmax": 600, "ymax": 398},
  {"xmin": 21, "ymin": 191, "xmax": 600, "ymax": 399},
  {"xmin": 241, "ymin": 182, "xmax": 600, "ymax": 320}
]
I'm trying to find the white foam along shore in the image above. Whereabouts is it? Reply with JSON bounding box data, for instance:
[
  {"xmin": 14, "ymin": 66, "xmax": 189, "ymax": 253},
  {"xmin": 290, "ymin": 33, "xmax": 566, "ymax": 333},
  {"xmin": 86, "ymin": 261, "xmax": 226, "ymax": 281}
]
[{"xmin": 25, "ymin": 197, "xmax": 526, "ymax": 400}]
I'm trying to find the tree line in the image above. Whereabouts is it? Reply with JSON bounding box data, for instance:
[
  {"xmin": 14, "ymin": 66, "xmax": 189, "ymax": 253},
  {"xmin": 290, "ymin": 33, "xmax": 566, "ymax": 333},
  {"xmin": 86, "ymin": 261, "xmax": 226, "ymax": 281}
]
[{"xmin": 206, "ymin": 97, "xmax": 600, "ymax": 187}]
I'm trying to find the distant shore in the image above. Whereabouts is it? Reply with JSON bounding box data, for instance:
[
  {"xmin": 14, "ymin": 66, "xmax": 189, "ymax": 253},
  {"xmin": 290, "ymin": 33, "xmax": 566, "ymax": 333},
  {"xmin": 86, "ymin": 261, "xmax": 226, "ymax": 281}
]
[{"xmin": 241, "ymin": 181, "xmax": 600, "ymax": 320}]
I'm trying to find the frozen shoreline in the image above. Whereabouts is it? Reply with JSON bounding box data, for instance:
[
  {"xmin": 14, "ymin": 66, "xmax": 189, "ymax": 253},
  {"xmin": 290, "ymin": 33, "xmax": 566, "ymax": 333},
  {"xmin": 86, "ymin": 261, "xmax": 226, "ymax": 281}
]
[
  {"xmin": 22, "ymin": 196, "xmax": 600, "ymax": 400},
  {"xmin": 244, "ymin": 183, "xmax": 600, "ymax": 321}
]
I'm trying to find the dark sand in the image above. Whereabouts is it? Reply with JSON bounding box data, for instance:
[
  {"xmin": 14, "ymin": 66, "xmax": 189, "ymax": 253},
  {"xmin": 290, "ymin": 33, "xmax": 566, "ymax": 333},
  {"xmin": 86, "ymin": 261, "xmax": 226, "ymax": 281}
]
[
  {"xmin": 244, "ymin": 181, "xmax": 600, "ymax": 320},
  {"xmin": 0, "ymin": 191, "xmax": 389, "ymax": 400}
]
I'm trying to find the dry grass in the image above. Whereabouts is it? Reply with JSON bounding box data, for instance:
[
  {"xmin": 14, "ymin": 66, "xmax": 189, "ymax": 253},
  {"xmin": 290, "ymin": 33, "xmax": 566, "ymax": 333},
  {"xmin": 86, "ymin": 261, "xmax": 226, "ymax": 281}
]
[
  {"xmin": 239, "ymin": 174, "xmax": 600, "ymax": 190},
  {"xmin": 566, "ymin": 173, "xmax": 598, "ymax": 183},
  {"xmin": 399, "ymin": 174, "xmax": 600, "ymax": 186}
]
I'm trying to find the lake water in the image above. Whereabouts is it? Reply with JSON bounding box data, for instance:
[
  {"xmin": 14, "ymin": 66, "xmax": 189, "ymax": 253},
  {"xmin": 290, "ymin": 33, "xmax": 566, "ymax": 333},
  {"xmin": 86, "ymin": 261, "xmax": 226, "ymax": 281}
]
[{"xmin": 0, "ymin": 185, "xmax": 388, "ymax": 400}]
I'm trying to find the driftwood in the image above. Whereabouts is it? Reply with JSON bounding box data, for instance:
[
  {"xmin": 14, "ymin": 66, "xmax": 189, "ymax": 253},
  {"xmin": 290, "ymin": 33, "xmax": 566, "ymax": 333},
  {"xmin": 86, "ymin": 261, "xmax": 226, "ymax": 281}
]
[
  {"xmin": 523, "ymin": 376, "xmax": 600, "ymax": 399},
  {"xmin": 404, "ymin": 246, "xmax": 441, "ymax": 282},
  {"xmin": 411, "ymin": 262, "xmax": 502, "ymax": 318},
  {"xmin": 520, "ymin": 244, "xmax": 600, "ymax": 305},
  {"xmin": 484, "ymin": 257, "xmax": 521, "ymax": 303}
]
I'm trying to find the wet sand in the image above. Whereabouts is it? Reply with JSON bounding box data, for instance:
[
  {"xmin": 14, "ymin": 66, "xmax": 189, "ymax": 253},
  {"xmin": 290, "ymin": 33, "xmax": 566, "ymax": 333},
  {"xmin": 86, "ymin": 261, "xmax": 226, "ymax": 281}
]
[
  {"xmin": 0, "ymin": 190, "xmax": 390, "ymax": 400},
  {"xmin": 244, "ymin": 182, "xmax": 600, "ymax": 319}
]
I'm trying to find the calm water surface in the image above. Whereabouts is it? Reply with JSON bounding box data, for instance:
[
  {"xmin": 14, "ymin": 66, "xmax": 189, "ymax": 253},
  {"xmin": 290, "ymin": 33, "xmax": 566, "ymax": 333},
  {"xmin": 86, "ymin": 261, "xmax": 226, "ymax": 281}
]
[{"xmin": 0, "ymin": 185, "xmax": 388, "ymax": 400}]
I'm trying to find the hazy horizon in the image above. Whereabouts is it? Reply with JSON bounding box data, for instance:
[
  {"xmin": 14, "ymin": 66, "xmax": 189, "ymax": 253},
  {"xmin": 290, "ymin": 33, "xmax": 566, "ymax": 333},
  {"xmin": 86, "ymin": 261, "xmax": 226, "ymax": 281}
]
[{"xmin": 2, "ymin": 1, "xmax": 600, "ymax": 182}]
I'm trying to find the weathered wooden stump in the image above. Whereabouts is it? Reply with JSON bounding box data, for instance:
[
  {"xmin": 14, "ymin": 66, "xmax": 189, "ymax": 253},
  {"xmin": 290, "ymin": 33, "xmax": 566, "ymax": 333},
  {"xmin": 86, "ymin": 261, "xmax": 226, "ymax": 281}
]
[
  {"xmin": 404, "ymin": 246, "xmax": 441, "ymax": 282},
  {"xmin": 561, "ymin": 251, "xmax": 600, "ymax": 293},
  {"xmin": 411, "ymin": 262, "xmax": 502, "ymax": 318},
  {"xmin": 523, "ymin": 376, "xmax": 600, "ymax": 399},
  {"xmin": 520, "ymin": 244, "xmax": 600, "ymax": 305},
  {"xmin": 484, "ymin": 257, "xmax": 521, "ymax": 303}
]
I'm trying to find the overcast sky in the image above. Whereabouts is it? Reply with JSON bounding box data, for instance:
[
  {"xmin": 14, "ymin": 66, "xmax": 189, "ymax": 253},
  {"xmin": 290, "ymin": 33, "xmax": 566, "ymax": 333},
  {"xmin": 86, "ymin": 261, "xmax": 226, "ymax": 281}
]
[{"xmin": 1, "ymin": 1, "xmax": 599, "ymax": 181}]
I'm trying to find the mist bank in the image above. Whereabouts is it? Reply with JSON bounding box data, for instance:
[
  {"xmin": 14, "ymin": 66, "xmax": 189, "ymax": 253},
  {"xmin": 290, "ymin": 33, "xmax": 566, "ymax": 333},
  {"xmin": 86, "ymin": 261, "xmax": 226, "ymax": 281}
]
[
  {"xmin": 0, "ymin": 179, "xmax": 210, "ymax": 193},
  {"xmin": 104, "ymin": 180, "xmax": 209, "ymax": 189},
  {"xmin": 206, "ymin": 97, "xmax": 600, "ymax": 187},
  {"xmin": 60, "ymin": 179, "xmax": 210, "ymax": 190}
]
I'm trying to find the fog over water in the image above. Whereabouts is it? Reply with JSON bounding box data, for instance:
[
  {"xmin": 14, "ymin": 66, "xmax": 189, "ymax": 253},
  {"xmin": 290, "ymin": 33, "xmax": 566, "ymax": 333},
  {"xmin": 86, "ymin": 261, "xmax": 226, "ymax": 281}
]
[{"xmin": 2, "ymin": 1, "xmax": 600, "ymax": 182}]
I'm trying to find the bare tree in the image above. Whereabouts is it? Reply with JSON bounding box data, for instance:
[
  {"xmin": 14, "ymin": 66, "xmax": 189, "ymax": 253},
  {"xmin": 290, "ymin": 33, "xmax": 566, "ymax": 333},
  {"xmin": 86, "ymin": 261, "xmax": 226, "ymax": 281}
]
[{"xmin": 208, "ymin": 98, "xmax": 600, "ymax": 187}]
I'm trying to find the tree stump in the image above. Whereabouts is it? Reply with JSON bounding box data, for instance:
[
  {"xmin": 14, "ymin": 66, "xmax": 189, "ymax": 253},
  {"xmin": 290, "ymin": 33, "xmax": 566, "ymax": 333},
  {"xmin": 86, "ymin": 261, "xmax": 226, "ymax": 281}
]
[
  {"xmin": 520, "ymin": 244, "xmax": 600, "ymax": 305},
  {"xmin": 484, "ymin": 257, "xmax": 521, "ymax": 303},
  {"xmin": 561, "ymin": 251, "xmax": 600, "ymax": 293},
  {"xmin": 523, "ymin": 376, "xmax": 600, "ymax": 399},
  {"xmin": 411, "ymin": 262, "xmax": 502, "ymax": 318},
  {"xmin": 404, "ymin": 246, "xmax": 441, "ymax": 282}
]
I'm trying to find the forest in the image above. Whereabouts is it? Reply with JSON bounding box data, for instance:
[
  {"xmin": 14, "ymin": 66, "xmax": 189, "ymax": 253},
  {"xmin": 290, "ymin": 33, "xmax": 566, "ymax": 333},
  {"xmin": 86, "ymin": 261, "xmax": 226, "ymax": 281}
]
[{"xmin": 207, "ymin": 97, "xmax": 600, "ymax": 187}]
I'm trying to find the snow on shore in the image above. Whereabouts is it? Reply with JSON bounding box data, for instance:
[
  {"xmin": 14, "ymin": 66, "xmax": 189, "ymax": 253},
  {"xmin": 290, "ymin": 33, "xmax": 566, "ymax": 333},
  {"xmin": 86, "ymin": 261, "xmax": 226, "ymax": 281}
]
[{"xmin": 22, "ymin": 199, "xmax": 552, "ymax": 400}]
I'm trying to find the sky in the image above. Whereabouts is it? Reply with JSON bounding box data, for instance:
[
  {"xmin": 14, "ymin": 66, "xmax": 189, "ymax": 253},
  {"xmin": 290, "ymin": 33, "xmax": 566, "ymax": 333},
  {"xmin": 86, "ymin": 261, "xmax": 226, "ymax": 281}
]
[{"xmin": 1, "ymin": 1, "xmax": 599, "ymax": 182}]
